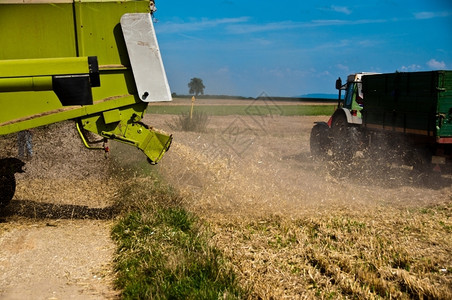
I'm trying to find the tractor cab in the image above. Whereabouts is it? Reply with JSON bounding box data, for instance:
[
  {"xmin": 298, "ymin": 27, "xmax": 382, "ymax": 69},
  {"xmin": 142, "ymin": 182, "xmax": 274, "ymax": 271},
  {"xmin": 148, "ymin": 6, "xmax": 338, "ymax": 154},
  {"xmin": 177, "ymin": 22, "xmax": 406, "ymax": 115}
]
[{"xmin": 336, "ymin": 73, "xmax": 375, "ymax": 119}]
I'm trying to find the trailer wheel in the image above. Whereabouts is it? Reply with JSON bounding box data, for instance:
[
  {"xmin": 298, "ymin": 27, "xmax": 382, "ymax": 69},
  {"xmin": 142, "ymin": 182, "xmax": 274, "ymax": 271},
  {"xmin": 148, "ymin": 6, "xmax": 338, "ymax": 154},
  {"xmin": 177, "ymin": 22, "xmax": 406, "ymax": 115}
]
[
  {"xmin": 310, "ymin": 122, "xmax": 331, "ymax": 160},
  {"xmin": 0, "ymin": 174, "xmax": 15, "ymax": 207},
  {"xmin": 331, "ymin": 114, "xmax": 361, "ymax": 162},
  {"xmin": 405, "ymin": 147, "xmax": 431, "ymax": 172}
]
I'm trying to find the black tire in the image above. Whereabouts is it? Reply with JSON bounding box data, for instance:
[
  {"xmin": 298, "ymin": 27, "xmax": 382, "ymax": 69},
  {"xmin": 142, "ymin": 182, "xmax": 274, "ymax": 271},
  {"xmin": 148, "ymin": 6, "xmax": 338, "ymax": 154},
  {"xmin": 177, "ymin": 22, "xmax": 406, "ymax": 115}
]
[
  {"xmin": 405, "ymin": 147, "xmax": 431, "ymax": 172},
  {"xmin": 310, "ymin": 122, "xmax": 331, "ymax": 160},
  {"xmin": 330, "ymin": 113, "xmax": 361, "ymax": 162},
  {"xmin": 0, "ymin": 173, "xmax": 16, "ymax": 207}
]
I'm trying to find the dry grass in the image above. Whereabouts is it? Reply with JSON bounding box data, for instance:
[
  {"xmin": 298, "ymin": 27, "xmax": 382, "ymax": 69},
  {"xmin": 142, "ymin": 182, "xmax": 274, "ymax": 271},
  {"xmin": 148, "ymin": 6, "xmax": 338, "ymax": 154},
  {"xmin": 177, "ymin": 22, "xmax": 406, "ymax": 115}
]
[
  {"xmin": 208, "ymin": 205, "xmax": 452, "ymax": 299},
  {"xmin": 166, "ymin": 111, "xmax": 210, "ymax": 132},
  {"xmin": 2, "ymin": 113, "xmax": 451, "ymax": 298},
  {"xmin": 152, "ymin": 113, "xmax": 452, "ymax": 299},
  {"xmin": 158, "ymin": 139, "xmax": 452, "ymax": 298}
]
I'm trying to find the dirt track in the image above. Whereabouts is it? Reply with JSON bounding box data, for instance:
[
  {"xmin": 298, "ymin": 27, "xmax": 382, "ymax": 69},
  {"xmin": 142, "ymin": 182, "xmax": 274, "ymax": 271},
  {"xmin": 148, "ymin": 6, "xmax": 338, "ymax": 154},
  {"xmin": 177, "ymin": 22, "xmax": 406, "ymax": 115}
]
[
  {"xmin": 0, "ymin": 110, "xmax": 450, "ymax": 298},
  {"xmin": 0, "ymin": 122, "xmax": 119, "ymax": 299}
]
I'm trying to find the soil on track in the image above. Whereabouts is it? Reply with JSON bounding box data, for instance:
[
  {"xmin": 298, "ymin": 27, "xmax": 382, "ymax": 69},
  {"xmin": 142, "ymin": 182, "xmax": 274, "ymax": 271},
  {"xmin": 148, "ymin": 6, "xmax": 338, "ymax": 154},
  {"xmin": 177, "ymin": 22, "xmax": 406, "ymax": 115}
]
[{"xmin": 0, "ymin": 122, "xmax": 119, "ymax": 299}]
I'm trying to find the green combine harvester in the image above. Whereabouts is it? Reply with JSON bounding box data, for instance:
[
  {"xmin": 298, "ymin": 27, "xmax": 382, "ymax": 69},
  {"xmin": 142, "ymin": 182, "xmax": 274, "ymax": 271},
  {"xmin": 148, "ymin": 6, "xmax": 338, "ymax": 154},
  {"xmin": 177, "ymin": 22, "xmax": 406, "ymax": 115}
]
[{"xmin": 0, "ymin": 0, "xmax": 172, "ymax": 206}]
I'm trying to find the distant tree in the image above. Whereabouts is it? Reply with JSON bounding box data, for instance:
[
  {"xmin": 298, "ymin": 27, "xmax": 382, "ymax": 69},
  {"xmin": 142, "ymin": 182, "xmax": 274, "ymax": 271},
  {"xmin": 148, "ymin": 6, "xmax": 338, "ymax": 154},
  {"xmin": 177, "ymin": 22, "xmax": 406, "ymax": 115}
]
[{"xmin": 188, "ymin": 77, "xmax": 205, "ymax": 96}]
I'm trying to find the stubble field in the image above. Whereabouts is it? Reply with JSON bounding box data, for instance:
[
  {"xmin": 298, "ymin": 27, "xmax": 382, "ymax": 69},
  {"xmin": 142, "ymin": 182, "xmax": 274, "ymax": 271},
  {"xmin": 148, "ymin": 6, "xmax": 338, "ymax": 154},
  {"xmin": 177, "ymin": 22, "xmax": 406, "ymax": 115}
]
[
  {"xmin": 0, "ymin": 97, "xmax": 451, "ymax": 299},
  {"xmin": 147, "ymin": 98, "xmax": 452, "ymax": 299}
]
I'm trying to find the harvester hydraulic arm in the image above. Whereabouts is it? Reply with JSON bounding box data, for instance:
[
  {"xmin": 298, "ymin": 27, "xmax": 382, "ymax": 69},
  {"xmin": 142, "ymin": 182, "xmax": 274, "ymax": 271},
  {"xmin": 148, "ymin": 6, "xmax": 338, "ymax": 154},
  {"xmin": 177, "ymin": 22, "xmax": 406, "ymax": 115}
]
[{"xmin": 77, "ymin": 102, "xmax": 172, "ymax": 164}]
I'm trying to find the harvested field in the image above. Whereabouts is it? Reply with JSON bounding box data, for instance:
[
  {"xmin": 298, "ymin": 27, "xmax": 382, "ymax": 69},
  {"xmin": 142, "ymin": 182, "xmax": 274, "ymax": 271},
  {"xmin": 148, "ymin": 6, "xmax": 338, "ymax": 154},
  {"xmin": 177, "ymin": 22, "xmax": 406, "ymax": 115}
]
[
  {"xmin": 148, "ymin": 111, "xmax": 452, "ymax": 299},
  {"xmin": 151, "ymin": 97, "xmax": 335, "ymax": 106},
  {"xmin": 0, "ymin": 101, "xmax": 451, "ymax": 298}
]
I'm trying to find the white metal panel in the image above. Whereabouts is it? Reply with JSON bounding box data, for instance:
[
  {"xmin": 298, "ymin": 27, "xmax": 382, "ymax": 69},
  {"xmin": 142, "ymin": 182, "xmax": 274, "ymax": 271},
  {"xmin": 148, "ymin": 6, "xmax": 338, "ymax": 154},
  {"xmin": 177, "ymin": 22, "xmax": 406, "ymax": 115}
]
[{"xmin": 120, "ymin": 13, "xmax": 172, "ymax": 102}]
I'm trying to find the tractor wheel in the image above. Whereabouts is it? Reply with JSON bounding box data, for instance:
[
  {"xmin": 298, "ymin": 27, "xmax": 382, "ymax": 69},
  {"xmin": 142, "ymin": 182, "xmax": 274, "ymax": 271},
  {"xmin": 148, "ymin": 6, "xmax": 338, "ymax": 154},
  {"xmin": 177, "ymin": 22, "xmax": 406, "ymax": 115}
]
[
  {"xmin": 310, "ymin": 122, "xmax": 331, "ymax": 160},
  {"xmin": 330, "ymin": 114, "xmax": 361, "ymax": 162},
  {"xmin": 0, "ymin": 173, "xmax": 16, "ymax": 207}
]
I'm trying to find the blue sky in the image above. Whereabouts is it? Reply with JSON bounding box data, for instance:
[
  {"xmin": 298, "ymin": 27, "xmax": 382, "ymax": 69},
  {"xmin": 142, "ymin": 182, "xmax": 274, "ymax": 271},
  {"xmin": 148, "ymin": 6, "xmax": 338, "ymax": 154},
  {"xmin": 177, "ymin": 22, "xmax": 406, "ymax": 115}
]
[{"xmin": 153, "ymin": 0, "xmax": 452, "ymax": 97}]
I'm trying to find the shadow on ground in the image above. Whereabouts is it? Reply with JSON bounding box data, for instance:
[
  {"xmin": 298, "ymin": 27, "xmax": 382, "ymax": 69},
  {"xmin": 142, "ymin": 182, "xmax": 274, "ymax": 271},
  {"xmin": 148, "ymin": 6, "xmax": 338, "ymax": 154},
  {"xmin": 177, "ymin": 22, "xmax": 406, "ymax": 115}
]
[
  {"xmin": 0, "ymin": 199, "xmax": 118, "ymax": 221},
  {"xmin": 287, "ymin": 151, "xmax": 452, "ymax": 190}
]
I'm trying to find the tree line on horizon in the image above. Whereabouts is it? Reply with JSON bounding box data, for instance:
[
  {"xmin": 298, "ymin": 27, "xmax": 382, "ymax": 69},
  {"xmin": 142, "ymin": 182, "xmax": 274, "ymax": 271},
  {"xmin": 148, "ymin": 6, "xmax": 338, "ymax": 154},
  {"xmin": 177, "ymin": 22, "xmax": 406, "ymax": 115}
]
[{"xmin": 183, "ymin": 77, "xmax": 337, "ymax": 100}]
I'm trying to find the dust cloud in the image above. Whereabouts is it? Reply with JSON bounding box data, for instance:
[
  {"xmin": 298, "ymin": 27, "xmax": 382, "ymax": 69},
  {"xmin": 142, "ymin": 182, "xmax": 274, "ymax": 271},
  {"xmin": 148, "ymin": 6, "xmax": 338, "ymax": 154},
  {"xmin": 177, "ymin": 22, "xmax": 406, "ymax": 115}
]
[{"xmin": 149, "ymin": 113, "xmax": 451, "ymax": 221}]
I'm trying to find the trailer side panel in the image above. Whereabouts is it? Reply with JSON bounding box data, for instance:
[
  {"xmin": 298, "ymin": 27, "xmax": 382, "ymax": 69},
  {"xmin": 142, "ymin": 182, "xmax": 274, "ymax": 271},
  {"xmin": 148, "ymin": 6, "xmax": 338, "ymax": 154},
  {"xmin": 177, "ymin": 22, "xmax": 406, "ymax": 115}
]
[{"xmin": 362, "ymin": 71, "xmax": 452, "ymax": 141}]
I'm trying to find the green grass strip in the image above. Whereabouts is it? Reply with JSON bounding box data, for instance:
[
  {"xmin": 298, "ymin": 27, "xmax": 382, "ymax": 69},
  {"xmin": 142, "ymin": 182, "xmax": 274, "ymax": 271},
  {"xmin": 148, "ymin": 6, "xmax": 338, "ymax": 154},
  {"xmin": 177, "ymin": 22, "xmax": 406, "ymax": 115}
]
[
  {"xmin": 111, "ymin": 176, "xmax": 247, "ymax": 299},
  {"xmin": 148, "ymin": 105, "xmax": 335, "ymax": 116}
]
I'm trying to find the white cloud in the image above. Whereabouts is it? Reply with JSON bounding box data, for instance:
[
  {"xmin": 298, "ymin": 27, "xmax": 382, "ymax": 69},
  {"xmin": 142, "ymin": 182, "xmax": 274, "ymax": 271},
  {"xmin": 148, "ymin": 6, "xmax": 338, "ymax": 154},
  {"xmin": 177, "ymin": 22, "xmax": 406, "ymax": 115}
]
[
  {"xmin": 216, "ymin": 67, "xmax": 230, "ymax": 74},
  {"xmin": 331, "ymin": 5, "xmax": 352, "ymax": 15},
  {"xmin": 251, "ymin": 38, "xmax": 272, "ymax": 46},
  {"xmin": 160, "ymin": 14, "xmax": 389, "ymax": 36},
  {"xmin": 400, "ymin": 64, "xmax": 421, "ymax": 72},
  {"xmin": 336, "ymin": 64, "xmax": 350, "ymax": 72},
  {"xmin": 227, "ymin": 21, "xmax": 300, "ymax": 34},
  {"xmin": 318, "ymin": 70, "xmax": 331, "ymax": 77},
  {"xmin": 357, "ymin": 39, "xmax": 382, "ymax": 47},
  {"xmin": 414, "ymin": 12, "xmax": 436, "ymax": 19},
  {"xmin": 226, "ymin": 18, "xmax": 387, "ymax": 34},
  {"xmin": 414, "ymin": 11, "xmax": 451, "ymax": 20},
  {"xmin": 427, "ymin": 59, "xmax": 446, "ymax": 69},
  {"xmin": 158, "ymin": 17, "xmax": 249, "ymax": 34}
]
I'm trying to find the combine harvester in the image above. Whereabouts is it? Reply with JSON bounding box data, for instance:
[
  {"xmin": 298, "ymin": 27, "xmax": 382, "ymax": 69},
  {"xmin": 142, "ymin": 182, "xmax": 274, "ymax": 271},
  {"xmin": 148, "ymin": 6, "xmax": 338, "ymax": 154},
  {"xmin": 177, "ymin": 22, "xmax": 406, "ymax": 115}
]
[
  {"xmin": 0, "ymin": 0, "xmax": 172, "ymax": 206},
  {"xmin": 310, "ymin": 71, "xmax": 452, "ymax": 171}
]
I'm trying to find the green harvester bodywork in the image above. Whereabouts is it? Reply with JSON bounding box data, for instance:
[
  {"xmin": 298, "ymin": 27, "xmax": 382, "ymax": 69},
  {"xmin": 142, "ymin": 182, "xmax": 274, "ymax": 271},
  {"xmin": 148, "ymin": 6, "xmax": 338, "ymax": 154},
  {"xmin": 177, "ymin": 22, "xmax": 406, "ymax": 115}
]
[
  {"xmin": 0, "ymin": 0, "xmax": 172, "ymax": 163},
  {"xmin": 0, "ymin": 0, "xmax": 173, "ymax": 206}
]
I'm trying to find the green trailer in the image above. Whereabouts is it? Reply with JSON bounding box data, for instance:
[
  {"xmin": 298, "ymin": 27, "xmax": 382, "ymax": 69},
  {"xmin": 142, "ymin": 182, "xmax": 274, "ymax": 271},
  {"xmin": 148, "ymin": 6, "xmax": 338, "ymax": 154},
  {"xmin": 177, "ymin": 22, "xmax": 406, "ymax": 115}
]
[
  {"xmin": 0, "ymin": 0, "xmax": 172, "ymax": 206},
  {"xmin": 310, "ymin": 71, "xmax": 452, "ymax": 170},
  {"xmin": 362, "ymin": 71, "xmax": 452, "ymax": 143}
]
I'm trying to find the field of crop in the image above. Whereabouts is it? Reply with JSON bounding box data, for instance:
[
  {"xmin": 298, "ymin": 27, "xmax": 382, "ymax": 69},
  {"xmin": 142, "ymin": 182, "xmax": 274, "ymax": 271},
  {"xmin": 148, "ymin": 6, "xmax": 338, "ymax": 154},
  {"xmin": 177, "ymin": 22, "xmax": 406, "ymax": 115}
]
[
  {"xmin": 0, "ymin": 98, "xmax": 451, "ymax": 299},
  {"xmin": 144, "ymin": 98, "xmax": 452, "ymax": 299}
]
